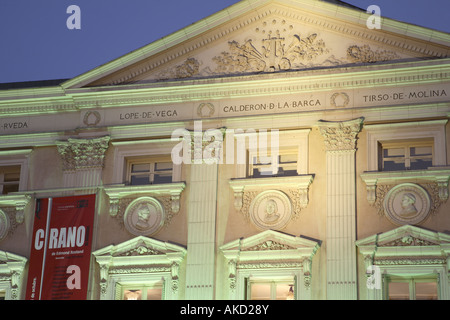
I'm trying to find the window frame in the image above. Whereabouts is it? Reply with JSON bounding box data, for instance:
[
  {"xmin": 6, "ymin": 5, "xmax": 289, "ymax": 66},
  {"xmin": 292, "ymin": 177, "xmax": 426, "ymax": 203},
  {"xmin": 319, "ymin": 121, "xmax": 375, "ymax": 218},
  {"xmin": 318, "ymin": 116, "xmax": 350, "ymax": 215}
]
[
  {"xmin": 365, "ymin": 120, "xmax": 447, "ymax": 172},
  {"xmin": 385, "ymin": 275, "xmax": 438, "ymax": 300},
  {"xmin": 378, "ymin": 139, "xmax": 434, "ymax": 171},
  {"xmin": 111, "ymin": 139, "xmax": 182, "ymax": 185},
  {"xmin": 233, "ymin": 129, "xmax": 310, "ymax": 179},
  {"xmin": 0, "ymin": 149, "xmax": 31, "ymax": 195},
  {"xmin": 125, "ymin": 156, "xmax": 174, "ymax": 186},
  {"xmin": 116, "ymin": 276, "xmax": 166, "ymax": 300},
  {"xmin": 247, "ymin": 146, "xmax": 299, "ymax": 178},
  {"xmin": 246, "ymin": 275, "xmax": 296, "ymax": 300},
  {"xmin": 0, "ymin": 165, "xmax": 21, "ymax": 195}
]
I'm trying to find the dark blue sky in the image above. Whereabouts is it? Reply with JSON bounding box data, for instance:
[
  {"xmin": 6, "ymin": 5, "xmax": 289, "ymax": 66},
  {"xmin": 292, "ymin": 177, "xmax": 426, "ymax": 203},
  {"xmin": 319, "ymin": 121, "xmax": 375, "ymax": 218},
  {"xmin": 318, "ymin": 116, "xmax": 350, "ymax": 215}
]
[{"xmin": 0, "ymin": 0, "xmax": 449, "ymax": 84}]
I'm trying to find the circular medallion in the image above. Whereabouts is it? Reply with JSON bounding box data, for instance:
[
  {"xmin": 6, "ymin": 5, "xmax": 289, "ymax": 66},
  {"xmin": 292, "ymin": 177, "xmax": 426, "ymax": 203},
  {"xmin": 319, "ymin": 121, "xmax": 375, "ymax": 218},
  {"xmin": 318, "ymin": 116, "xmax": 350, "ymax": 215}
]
[
  {"xmin": 0, "ymin": 209, "xmax": 10, "ymax": 241},
  {"xmin": 249, "ymin": 190, "xmax": 292, "ymax": 230},
  {"xmin": 124, "ymin": 197, "xmax": 165, "ymax": 236},
  {"xmin": 383, "ymin": 183, "xmax": 431, "ymax": 226}
]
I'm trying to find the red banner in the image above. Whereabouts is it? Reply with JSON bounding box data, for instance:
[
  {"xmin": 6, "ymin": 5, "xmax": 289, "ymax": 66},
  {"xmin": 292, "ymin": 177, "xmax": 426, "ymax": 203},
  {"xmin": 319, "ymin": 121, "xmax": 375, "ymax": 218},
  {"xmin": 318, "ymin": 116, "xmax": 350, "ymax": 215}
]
[{"xmin": 26, "ymin": 194, "xmax": 96, "ymax": 300}]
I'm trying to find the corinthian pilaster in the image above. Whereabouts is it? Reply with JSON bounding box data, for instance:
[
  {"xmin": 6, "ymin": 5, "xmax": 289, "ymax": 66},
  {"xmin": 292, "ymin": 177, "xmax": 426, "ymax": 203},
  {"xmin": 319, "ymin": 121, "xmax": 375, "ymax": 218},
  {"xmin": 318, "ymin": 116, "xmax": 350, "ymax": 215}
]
[
  {"xmin": 318, "ymin": 118, "xmax": 363, "ymax": 300},
  {"xmin": 318, "ymin": 118, "xmax": 362, "ymax": 152},
  {"xmin": 56, "ymin": 136, "xmax": 110, "ymax": 188},
  {"xmin": 185, "ymin": 126, "xmax": 224, "ymax": 300}
]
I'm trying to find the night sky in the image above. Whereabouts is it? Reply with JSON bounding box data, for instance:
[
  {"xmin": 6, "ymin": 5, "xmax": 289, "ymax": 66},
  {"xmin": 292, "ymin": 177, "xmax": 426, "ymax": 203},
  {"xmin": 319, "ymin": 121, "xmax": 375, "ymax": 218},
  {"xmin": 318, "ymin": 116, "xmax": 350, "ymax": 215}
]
[{"xmin": 0, "ymin": 0, "xmax": 449, "ymax": 84}]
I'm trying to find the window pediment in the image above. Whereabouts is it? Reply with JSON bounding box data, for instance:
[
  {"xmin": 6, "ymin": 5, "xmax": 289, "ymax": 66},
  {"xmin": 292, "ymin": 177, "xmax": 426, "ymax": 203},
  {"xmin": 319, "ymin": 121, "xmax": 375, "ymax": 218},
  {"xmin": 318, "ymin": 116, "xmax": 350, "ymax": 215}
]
[
  {"xmin": 93, "ymin": 236, "xmax": 186, "ymax": 299},
  {"xmin": 356, "ymin": 225, "xmax": 450, "ymax": 266},
  {"xmin": 220, "ymin": 230, "xmax": 320, "ymax": 295},
  {"xmin": 0, "ymin": 250, "xmax": 27, "ymax": 300},
  {"xmin": 221, "ymin": 229, "xmax": 320, "ymax": 262}
]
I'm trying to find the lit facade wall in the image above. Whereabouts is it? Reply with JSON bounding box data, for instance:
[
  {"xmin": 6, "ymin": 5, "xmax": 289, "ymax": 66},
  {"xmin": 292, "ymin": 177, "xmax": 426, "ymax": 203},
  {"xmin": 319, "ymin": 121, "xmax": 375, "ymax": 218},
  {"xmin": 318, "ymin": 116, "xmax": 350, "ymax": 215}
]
[{"xmin": 0, "ymin": 0, "xmax": 450, "ymax": 300}]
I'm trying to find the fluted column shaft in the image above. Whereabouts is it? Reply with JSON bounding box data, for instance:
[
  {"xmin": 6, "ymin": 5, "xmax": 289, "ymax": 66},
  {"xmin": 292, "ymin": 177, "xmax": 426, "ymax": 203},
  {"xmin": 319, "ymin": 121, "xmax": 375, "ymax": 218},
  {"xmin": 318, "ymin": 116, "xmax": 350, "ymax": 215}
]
[{"xmin": 319, "ymin": 118, "xmax": 363, "ymax": 300}]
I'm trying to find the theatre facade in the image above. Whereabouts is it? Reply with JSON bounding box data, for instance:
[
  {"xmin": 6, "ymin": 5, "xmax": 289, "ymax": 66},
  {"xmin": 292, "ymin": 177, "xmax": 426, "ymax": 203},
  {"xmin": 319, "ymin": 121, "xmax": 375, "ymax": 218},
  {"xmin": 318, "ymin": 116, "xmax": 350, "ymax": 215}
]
[{"xmin": 1, "ymin": 0, "xmax": 450, "ymax": 300}]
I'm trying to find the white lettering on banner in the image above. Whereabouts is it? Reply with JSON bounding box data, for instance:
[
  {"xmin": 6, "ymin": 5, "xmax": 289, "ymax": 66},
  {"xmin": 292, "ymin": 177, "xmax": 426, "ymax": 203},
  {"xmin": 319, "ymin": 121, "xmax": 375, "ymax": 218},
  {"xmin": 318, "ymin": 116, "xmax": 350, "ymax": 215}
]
[
  {"xmin": 66, "ymin": 265, "xmax": 81, "ymax": 290},
  {"xmin": 36, "ymin": 226, "xmax": 86, "ymax": 250},
  {"xmin": 34, "ymin": 229, "xmax": 45, "ymax": 250}
]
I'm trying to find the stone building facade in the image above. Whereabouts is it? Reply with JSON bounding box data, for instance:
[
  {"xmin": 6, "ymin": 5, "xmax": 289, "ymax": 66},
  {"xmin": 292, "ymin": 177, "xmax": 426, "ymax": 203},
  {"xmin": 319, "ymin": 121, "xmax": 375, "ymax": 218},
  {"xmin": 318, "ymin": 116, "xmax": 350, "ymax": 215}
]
[{"xmin": 1, "ymin": 0, "xmax": 450, "ymax": 300}]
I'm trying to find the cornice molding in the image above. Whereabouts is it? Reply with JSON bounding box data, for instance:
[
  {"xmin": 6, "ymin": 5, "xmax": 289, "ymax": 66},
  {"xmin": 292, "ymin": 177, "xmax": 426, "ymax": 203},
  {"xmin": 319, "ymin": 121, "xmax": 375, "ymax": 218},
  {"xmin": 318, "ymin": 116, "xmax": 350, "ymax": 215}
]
[{"xmin": 0, "ymin": 59, "xmax": 448, "ymax": 118}]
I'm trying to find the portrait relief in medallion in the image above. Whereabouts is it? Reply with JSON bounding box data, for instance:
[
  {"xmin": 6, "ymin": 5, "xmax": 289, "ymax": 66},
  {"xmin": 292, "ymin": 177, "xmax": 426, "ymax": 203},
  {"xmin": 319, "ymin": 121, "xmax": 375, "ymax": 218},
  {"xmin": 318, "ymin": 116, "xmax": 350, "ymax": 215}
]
[
  {"xmin": 383, "ymin": 183, "xmax": 431, "ymax": 226},
  {"xmin": 249, "ymin": 190, "xmax": 292, "ymax": 231},
  {"xmin": 124, "ymin": 197, "xmax": 165, "ymax": 236}
]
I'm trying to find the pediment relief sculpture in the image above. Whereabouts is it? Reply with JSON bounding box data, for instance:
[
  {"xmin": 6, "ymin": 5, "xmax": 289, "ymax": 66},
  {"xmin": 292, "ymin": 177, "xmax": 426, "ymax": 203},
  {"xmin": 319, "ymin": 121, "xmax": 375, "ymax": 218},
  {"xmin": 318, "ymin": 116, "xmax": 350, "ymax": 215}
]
[
  {"xmin": 356, "ymin": 225, "xmax": 450, "ymax": 268},
  {"xmin": 152, "ymin": 16, "xmax": 407, "ymax": 81},
  {"xmin": 70, "ymin": 0, "xmax": 448, "ymax": 87}
]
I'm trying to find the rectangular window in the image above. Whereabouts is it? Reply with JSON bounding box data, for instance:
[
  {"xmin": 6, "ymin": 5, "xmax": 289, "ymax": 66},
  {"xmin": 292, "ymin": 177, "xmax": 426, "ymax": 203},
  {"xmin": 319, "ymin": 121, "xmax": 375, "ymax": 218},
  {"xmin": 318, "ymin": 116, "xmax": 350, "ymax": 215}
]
[
  {"xmin": 248, "ymin": 148, "xmax": 298, "ymax": 178},
  {"xmin": 126, "ymin": 158, "xmax": 173, "ymax": 185},
  {"xmin": 121, "ymin": 282, "xmax": 163, "ymax": 300},
  {"xmin": 387, "ymin": 276, "xmax": 438, "ymax": 300},
  {"xmin": 247, "ymin": 278, "xmax": 295, "ymax": 300},
  {"xmin": 0, "ymin": 165, "xmax": 21, "ymax": 195},
  {"xmin": 379, "ymin": 139, "xmax": 433, "ymax": 171}
]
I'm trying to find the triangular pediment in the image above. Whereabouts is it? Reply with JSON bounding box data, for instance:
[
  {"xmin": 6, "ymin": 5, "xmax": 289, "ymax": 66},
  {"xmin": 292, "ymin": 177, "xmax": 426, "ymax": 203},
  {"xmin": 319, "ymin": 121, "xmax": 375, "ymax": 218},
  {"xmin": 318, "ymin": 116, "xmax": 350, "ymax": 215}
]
[
  {"xmin": 220, "ymin": 230, "xmax": 320, "ymax": 262},
  {"xmin": 63, "ymin": 0, "xmax": 450, "ymax": 89},
  {"xmin": 93, "ymin": 236, "xmax": 187, "ymax": 267},
  {"xmin": 356, "ymin": 225, "xmax": 450, "ymax": 248},
  {"xmin": 0, "ymin": 250, "xmax": 27, "ymax": 275}
]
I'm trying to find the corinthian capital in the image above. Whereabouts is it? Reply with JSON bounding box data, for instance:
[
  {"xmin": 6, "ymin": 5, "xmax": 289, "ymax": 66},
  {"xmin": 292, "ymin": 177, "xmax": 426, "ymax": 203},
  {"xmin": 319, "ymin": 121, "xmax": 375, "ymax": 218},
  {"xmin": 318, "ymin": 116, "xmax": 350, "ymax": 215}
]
[
  {"xmin": 57, "ymin": 136, "xmax": 110, "ymax": 171},
  {"xmin": 318, "ymin": 118, "xmax": 363, "ymax": 151}
]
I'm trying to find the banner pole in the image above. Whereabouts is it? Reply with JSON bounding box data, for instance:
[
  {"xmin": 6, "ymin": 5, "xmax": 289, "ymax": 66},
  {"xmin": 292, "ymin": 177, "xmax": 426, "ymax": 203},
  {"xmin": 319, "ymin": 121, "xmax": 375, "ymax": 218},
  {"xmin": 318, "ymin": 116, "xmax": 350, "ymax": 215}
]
[{"xmin": 38, "ymin": 197, "xmax": 52, "ymax": 300}]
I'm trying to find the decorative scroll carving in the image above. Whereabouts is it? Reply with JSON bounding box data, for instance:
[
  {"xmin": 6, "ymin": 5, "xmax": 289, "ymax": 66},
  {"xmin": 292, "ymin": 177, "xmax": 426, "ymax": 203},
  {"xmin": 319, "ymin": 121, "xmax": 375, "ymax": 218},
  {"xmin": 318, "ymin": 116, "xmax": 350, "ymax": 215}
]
[
  {"xmin": 347, "ymin": 45, "xmax": 399, "ymax": 63},
  {"xmin": 380, "ymin": 236, "xmax": 437, "ymax": 247},
  {"xmin": 157, "ymin": 58, "xmax": 200, "ymax": 80},
  {"xmin": 246, "ymin": 240, "xmax": 295, "ymax": 251},
  {"xmin": 227, "ymin": 259, "xmax": 237, "ymax": 292},
  {"xmin": 116, "ymin": 240, "xmax": 164, "ymax": 256},
  {"xmin": 213, "ymin": 19, "xmax": 329, "ymax": 74},
  {"xmin": 0, "ymin": 195, "xmax": 30, "ymax": 240},
  {"xmin": 374, "ymin": 257, "xmax": 447, "ymax": 265},
  {"xmin": 318, "ymin": 118, "xmax": 363, "ymax": 151},
  {"xmin": 0, "ymin": 251, "xmax": 27, "ymax": 300},
  {"xmin": 56, "ymin": 136, "xmax": 110, "ymax": 171}
]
